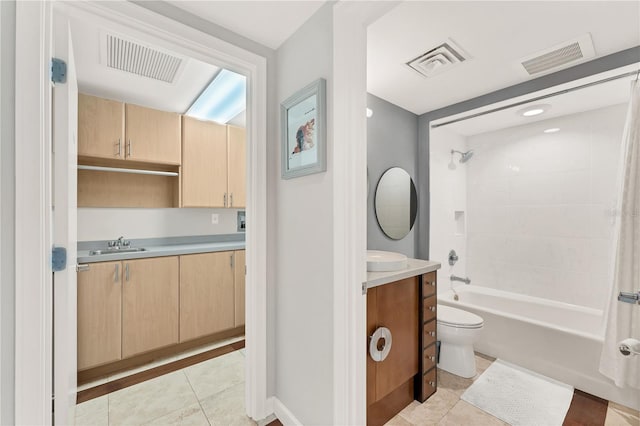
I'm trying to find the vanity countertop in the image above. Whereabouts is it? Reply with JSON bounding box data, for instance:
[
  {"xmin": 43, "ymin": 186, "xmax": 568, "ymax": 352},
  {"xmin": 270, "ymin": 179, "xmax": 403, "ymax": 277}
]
[
  {"xmin": 366, "ymin": 258, "xmax": 441, "ymax": 290},
  {"xmin": 77, "ymin": 234, "xmax": 245, "ymax": 264}
]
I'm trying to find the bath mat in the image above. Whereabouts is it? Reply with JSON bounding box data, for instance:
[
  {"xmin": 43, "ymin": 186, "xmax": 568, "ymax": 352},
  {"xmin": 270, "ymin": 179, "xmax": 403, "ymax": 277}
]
[{"xmin": 461, "ymin": 359, "xmax": 574, "ymax": 426}]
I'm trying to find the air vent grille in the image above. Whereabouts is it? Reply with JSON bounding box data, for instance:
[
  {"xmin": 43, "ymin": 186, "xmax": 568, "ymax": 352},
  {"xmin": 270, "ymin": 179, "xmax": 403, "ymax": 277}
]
[
  {"xmin": 519, "ymin": 34, "xmax": 595, "ymax": 76},
  {"xmin": 106, "ymin": 34, "xmax": 182, "ymax": 83},
  {"xmin": 406, "ymin": 40, "xmax": 468, "ymax": 78},
  {"xmin": 522, "ymin": 42, "xmax": 582, "ymax": 75}
]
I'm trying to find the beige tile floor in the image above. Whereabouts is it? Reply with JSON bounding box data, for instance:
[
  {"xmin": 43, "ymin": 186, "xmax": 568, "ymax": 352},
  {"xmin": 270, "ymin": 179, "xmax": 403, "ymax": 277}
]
[
  {"xmin": 75, "ymin": 349, "xmax": 254, "ymax": 426},
  {"xmin": 384, "ymin": 353, "xmax": 640, "ymax": 426}
]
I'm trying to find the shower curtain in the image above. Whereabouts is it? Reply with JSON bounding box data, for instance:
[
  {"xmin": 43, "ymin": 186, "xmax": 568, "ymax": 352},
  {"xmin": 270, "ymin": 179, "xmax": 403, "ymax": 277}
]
[{"xmin": 599, "ymin": 79, "xmax": 640, "ymax": 389}]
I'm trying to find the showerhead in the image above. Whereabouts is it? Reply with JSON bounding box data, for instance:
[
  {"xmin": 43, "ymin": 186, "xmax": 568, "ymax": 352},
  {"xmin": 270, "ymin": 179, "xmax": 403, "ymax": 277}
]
[
  {"xmin": 460, "ymin": 150, "xmax": 474, "ymax": 163},
  {"xmin": 450, "ymin": 149, "xmax": 474, "ymax": 165}
]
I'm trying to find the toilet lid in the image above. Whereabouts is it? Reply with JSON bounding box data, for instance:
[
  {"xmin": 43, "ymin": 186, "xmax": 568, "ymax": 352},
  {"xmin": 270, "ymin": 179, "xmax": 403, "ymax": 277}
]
[{"xmin": 437, "ymin": 304, "xmax": 484, "ymax": 328}]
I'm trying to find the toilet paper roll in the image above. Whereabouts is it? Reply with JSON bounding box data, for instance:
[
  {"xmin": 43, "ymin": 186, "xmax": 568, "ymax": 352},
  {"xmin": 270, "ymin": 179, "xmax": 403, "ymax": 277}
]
[
  {"xmin": 369, "ymin": 327, "xmax": 392, "ymax": 362},
  {"xmin": 618, "ymin": 338, "xmax": 640, "ymax": 356}
]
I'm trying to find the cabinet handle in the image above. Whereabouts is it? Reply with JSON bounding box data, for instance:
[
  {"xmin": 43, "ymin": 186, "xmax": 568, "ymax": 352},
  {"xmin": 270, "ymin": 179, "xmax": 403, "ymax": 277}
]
[
  {"xmin": 230, "ymin": 253, "xmax": 234, "ymax": 268},
  {"xmin": 224, "ymin": 193, "xmax": 227, "ymax": 207},
  {"xmin": 428, "ymin": 381, "xmax": 436, "ymax": 387},
  {"xmin": 230, "ymin": 193, "xmax": 233, "ymax": 207},
  {"xmin": 127, "ymin": 139, "xmax": 132, "ymax": 157},
  {"xmin": 427, "ymin": 331, "xmax": 436, "ymax": 337},
  {"xmin": 76, "ymin": 264, "xmax": 90, "ymax": 272},
  {"xmin": 116, "ymin": 138, "xmax": 121, "ymax": 157},
  {"xmin": 114, "ymin": 264, "xmax": 119, "ymax": 282},
  {"xmin": 428, "ymin": 306, "xmax": 436, "ymax": 312},
  {"xmin": 125, "ymin": 263, "xmax": 129, "ymax": 281},
  {"xmin": 428, "ymin": 281, "xmax": 436, "ymax": 287},
  {"xmin": 427, "ymin": 355, "xmax": 436, "ymax": 362}
]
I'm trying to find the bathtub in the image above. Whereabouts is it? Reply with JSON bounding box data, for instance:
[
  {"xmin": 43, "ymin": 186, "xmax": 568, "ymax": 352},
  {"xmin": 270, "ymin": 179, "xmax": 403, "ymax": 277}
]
[{"xmin": 439, "ymin": 285, "xmax": 640, "ymax": 410}]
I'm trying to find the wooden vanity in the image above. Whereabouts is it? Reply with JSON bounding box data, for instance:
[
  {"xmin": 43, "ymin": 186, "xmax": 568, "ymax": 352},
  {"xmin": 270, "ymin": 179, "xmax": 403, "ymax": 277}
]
[{"xmin": 366, "ymin": 260, "xmax": 440, "ymax": 426}]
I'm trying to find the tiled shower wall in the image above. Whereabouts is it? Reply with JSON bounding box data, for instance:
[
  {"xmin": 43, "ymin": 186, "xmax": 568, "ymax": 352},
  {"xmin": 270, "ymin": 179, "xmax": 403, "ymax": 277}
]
[{"xmin": 465, "ymin": 104, "xmax": 627, "ymax": 310}]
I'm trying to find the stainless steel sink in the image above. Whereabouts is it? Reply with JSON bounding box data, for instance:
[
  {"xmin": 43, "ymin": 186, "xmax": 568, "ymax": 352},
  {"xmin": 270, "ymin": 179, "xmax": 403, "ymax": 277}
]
[{"xmin": 89, "ymin": 248, "xmax": 147, "ymax": 255}]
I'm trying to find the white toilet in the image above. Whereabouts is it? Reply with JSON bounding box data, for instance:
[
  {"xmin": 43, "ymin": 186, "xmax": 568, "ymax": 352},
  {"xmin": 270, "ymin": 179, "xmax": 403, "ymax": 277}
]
[{"xmin": 437, "ymin": 304, "xmax": 484, "ymax": 378}]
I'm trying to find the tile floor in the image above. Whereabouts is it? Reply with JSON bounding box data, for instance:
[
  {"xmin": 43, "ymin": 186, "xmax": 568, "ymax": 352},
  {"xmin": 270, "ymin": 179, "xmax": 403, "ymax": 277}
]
[
  {"xmin": 75, "ymin": 348, "xmax": 254, "ymax": 426},
  {"xmin": 77, "ymin": 349, "xmax": 640, "ymax": 426},
  {"xmin": 384, "ymin": 353, "xmax": 640, "ymax": 426}
]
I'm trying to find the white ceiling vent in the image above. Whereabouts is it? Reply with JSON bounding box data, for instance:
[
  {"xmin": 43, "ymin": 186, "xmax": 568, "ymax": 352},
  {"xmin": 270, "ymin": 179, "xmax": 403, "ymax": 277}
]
[
  {"xmin": 102, "ymin": 33, "xmax": 183, "ymax": 84},
  {"xmin": 519, "ymin": 34, "xmax": 595, "ymax": 76},
  {"xmin": 407, "ymin": 39, "xmax": 469, "ymax": 78}
]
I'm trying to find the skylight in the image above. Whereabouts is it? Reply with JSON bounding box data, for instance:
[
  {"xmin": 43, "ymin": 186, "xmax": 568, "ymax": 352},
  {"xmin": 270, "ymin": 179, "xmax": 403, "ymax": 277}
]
[{"xmin": 186, "ymin": 69, "xmax": 246, "ymax": 124}]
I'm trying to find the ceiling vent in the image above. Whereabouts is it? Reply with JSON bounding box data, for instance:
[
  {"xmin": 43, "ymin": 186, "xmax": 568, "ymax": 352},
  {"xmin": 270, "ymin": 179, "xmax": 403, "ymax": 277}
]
[
  {"xmin": 519, "ymin": 34, "xmax": 595, "ymax": 76},
  {"xmin": 407, "ymin": 39, "xmax": 469, "ymax": 78},
  {"xmin": 102, "ymin": 33, "xmax": 183, "ymax": 84}
]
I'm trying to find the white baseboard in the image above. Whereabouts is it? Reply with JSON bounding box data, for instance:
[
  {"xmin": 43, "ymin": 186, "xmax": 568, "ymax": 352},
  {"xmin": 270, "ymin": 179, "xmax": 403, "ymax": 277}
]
[{"xmin": 267, "ymin": 397, "xmax": 303, "ymax": 426}]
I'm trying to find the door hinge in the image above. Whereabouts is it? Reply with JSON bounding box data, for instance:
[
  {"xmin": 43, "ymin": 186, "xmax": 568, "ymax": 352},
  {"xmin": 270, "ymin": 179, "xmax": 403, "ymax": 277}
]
[
  {"xmin": 51, "ymin": 246, "xmax": 67, "ymax": 272},
  {"xmin": 50, "ymin": 58, "xmax": 67, "ymax": 84},
  {"xmin": 362, "ymin": 282, "xmax": 368, "ymax": 295},
  {"xmin": 618, "ymin": 291, "xmax": 640, "ymax": 304}
]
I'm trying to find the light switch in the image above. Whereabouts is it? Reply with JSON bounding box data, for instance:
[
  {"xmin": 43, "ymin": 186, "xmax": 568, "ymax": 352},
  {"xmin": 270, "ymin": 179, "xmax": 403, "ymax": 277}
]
[{"xmin": 211, "ymin": 213, "xmax": 219, "ymax": 224}]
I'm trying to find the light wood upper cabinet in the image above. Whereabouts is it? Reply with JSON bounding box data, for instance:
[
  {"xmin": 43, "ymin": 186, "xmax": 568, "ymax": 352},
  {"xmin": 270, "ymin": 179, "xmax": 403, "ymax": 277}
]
[
  {"xmin": 234, "ymin": 250, "xmax": 246, "ymax": 327},
  {"xmin": 122, "ymin": 257, "xmax": 179, "ymax": 358},
  {"xmin": 77, "ymin": 261, "xmax": 122, "ymax": 370},
  {"xmin": 181, "ymin": 116, "xmax": 228, "ymax": 207},
  {"xmin": 78, "ymin": 94, "xmax": 125, "ymax": 159},
  {"xmin": 227, "ymin": 126, "xmax": 246, "ymax": 208},
  {"xmin": 179, "ymin": 251, "xmax": 235, "ymax": 342},
  {"xmin": 125, "ymin": 103, "xmax": 181, "ymax": 165}
]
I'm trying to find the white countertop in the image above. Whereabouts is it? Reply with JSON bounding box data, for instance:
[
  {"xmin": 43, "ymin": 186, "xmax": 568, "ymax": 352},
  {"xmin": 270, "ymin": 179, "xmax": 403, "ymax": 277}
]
[{"xmin": 366, "ymin": 258, "xmax": 441, "ymax": 289}]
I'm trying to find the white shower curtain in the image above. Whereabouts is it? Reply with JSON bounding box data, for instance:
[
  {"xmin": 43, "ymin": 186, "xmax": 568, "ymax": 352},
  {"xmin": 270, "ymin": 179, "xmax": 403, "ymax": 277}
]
[{"xmin": 599, "ymin": 79, "xmax": 640, "ymax": 389}]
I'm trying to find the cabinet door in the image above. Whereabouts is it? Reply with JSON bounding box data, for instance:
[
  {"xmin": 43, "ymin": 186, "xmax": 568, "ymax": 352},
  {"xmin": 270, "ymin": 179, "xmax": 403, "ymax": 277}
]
[
  {"xmin": 77, "ymin": 261, "xmax": 122, "ymax": 370},
  {"xmin": 234, "ymin": 250, "xmax": 246, "ymax": 326},
  {"xmin": 78, "ymin": 94, "xmax": 124, "ymax": 159},
  {"xmin": 179, "ymin": 252, "xmax": 235, "ymax": 342},
  {"xmin": 227, "ymin": 125, "xmax": 246, "ymax": 208},
  {"xmin": 125, "ymin": 103, "xmax": 181, "ymax": 165},
  {"xmin": 122, "ymin": 257, "xmax": 179, "ymax": 357},
  {"xmin": 181, "ymin": 116, "xmax": 228, "ymax": 207}
]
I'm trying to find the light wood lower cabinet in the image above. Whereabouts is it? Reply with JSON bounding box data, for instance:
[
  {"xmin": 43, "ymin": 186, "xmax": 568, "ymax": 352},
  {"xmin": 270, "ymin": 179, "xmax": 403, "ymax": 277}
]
[
  {"xmin": 234, "ymin": 250, "xmax": 246, "ymax": 326},
  {"xmin": 122, "ymin": 257, "xmax": 179, "ymax": 358},
  {"xmin": 179, "ymin": 252, "xmax": 235, "ymax": 342},
  {"xmin": 77, "ymin": 261, "xmax": 122, "ymax": 370}
]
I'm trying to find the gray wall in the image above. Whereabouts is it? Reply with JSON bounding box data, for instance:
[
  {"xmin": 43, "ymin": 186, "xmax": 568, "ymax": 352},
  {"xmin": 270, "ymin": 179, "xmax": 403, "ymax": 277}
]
[
  {"xmin": 367, "ymin": 93, "xmax": 419, "ymax": 258},
  {"xmin": 0, "ymin": 1, "xmax": 16, "ymax": 424},
  {"xmin": 417, "ymin": 46, "xmax": 640, "ymax": 260}
]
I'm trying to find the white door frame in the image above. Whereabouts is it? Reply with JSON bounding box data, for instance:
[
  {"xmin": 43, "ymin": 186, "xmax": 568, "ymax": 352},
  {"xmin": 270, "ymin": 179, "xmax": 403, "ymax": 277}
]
[
  {"xmin": 14, "ymin": 1, "xmax": 269, "ymax": 423},
  {"xmin": 331, "ymin": 3, "xmax": 398, "ymax": 425}
]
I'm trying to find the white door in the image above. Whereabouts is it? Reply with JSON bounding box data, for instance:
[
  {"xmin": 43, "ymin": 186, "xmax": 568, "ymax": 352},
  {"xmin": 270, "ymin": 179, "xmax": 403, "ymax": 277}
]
[{"xmin": 52, "ymin": 10, "xmax": 78, "ymax": 425}]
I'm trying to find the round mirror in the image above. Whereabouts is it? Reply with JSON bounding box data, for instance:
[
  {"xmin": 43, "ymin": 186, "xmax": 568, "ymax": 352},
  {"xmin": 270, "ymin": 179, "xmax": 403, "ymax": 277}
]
[{"xmin": 374, "ymin": 167, "xmax": 418, "ymax": 240}]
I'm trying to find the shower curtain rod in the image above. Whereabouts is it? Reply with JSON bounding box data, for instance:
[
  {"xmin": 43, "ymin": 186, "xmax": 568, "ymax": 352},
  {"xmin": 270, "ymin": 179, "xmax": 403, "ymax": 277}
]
[{"xmin": 431, "ymin": 69, "xmax": 640, "ymax": 129}]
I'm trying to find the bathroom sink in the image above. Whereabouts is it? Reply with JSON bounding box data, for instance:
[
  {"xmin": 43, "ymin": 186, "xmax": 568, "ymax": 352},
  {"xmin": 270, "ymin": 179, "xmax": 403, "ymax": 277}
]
[
  {"xmin": 367, "ymin": 250, "xmax": 408, "ymax": 272},
  {"xmin": 89, "ymin": 248, "xmax": 147, "ymax": 255}
]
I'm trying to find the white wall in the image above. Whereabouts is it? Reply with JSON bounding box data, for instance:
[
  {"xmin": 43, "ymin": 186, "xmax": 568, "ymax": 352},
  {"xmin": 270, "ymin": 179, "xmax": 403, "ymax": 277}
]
[
  {"xmin": 274, "ymin": 3, "xmax": 334, "ymax": 424},
  {"xmin": 465, "ymin": 104, "xmax": 626, "ymax": 310},
  {"xmin": 429, "ymin": 127, "xmax": 468, "ymax": 295},
  {"xmin": 77, "ymin": 208, "xmax": 240, "ymax": 240}
]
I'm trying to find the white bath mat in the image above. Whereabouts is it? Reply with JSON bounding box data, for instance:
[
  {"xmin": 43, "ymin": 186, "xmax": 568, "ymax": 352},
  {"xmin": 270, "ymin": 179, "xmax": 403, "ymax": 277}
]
[{"xmin": 461, "ymin": 359, "xmax": 574, "ymax": 426}]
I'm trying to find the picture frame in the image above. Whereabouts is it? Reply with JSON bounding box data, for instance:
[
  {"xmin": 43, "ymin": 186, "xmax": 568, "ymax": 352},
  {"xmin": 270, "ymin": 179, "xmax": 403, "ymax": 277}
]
[{"xmin": 281, "ymin": 78, "xmax": 327, "ymax": 179}]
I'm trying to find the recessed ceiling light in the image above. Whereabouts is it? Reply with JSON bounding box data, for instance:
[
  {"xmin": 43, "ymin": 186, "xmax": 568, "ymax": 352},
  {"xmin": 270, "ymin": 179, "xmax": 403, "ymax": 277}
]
[
  {"xmin": 518, "ymin": 104, "xmax": 551, "ymax": 117},
  {"xmin": 544, "ymin": 128, "xmax": 560, "ymax": 133}
]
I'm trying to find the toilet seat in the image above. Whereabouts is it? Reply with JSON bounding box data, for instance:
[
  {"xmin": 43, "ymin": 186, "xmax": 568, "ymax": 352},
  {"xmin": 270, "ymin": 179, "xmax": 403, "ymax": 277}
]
[{"xmin": 437, "ymin": 304, "xmax": 484, "ymax": 329}]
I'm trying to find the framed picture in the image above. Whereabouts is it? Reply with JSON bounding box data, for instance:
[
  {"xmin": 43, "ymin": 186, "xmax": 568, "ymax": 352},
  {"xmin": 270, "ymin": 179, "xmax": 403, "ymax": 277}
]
[{"xmin": 281, "ymin": 78, "xmax": 327, "ymax": 179}]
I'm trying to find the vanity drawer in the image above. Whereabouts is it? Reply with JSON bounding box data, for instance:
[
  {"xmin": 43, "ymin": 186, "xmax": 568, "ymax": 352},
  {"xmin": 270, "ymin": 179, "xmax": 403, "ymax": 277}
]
[
  {"xmin": 423, "ymin": 319, "xmax": 436, "ymax": 347},
  {"xmin": 421, "ymin": 367, "xmax": 437, "ymax": 401},
  {"xmin": 423, "ymin": 295, "xmax": 437, "ymax": 322},
  {"xmin": 423, "ymin": 342, "xmax": 437, "ymax": 371},
  {"xmin": 422, "ymin": 276, "xmax": 436, "ymax": 297}
]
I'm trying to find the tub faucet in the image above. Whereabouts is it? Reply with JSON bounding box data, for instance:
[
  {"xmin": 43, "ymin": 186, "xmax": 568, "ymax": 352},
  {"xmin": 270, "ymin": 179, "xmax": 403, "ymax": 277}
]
[{"xmin": 450, "ymin": 275, "xmax": 471, "ymax": 285}]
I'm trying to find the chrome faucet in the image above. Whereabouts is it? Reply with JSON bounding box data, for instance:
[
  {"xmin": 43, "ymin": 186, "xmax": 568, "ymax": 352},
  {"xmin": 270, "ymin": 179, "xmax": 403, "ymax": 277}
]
[
  {"xmin": 108, "ymin": 236, "xmax": 131, "ymax": 249},
  {"xmin": 450, "ymin": 275, "xmax": 471, "ymax": 285}
]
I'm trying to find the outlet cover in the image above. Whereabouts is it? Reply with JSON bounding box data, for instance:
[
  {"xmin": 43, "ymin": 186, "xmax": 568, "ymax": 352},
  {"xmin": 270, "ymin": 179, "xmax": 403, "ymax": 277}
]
[{"xmin": 211, "ymin": 213, "xmax": 219, "ymax": 224}]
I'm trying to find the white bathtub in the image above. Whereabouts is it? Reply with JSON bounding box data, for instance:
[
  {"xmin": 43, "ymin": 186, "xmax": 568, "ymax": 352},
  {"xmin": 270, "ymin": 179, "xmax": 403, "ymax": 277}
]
[{"xmin": 439, "ymin": 285, "xmax": 640, "ymax": 410}]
